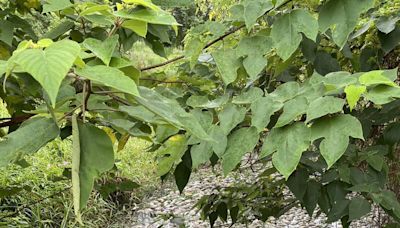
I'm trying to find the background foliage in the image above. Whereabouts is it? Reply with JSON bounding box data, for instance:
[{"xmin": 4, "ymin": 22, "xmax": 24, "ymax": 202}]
[{"xmin": 0, "ymin": 0, "xmax": 400, "ymax": 227}]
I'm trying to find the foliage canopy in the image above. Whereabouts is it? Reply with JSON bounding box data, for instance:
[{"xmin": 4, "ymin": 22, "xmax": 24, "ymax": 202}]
[{"xmin": 1, "ymin": 0, "xmax": 400, "ymax": 226}]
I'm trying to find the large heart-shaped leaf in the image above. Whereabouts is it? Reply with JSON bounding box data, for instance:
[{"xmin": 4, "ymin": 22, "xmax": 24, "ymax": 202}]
[
  {"xmin": 76, "ymin": 65, "xmax": 139, "ymax": 96},
  {"xmin": 311, "ymin": 114, "xmax": 364, "ymax": 168},
  {"xmin": 114, "ymin": 9, "xmax": 179, "ymax": 26},
  {"xmin": 236, "ymin": 35, "xmax": 273, "ymax": 79},
  {"xmin": 156, "ymin": 134, "xmax": 188, "ymax": 176},
  {"xmin": 242, "ymin": 0, "xmax": 273, "ymax": 30},
  {"xmin": 261, "ymin": 122, "xmax": 311, "ymax": 179},
  {"xmin": 275, "ymin": 96, "xmax": 308, "ymax": 128},
  {"xmin": 135, "ymin": 87, "xmax": 211, "ymax": 141},
  {"xmin": 122, "ymin": 20, "xmax": 148, "ymax": 37},
  {"xmin": 123, "ymin": 0, "xmax": 160, "ymax": 11},
  {"xmin": 82, "ymin": 35, "xmax": 119, "ymax": 66},
  {"xmin": 306, "ymin": 96, "xmax": 345, "ymax": 123},
  {"xmin": 271, "ymin": 9, "xmax": 318, "ymax": 60},
  {"xmin": 212, "ymin": 49, "xmax": 241, "ymax": 85},
  {"xmin": 251, "ymin": 95, "xmax": 283, "ymax": 132},
  {"xmin": 14, "ymin": 40, "xmax": 80, "ymax": 106},
  {"xmin": 72, "ymin": 118, "xmax": 115, "ymax": 215},
  {"xmin": 319, "ymin": 0, "xmax": 374, "ymax": 48},
  {"xmin": 359, "ymin": 69, "xmax": 398, "ymax": 87},
  {"xmin": 222, "ymin": 127, "xmax": 259, "ymax": 175},
  {"xmin": 218, "ymin": 103, "xmax": 247, "ymax": 135},
  {"xmin": 43, "ymin": 0, "xmax": 73, "ymax": 13},
  {"xmin": 0, "ymin": 117, "xmax": 59, "ymax": 167}
]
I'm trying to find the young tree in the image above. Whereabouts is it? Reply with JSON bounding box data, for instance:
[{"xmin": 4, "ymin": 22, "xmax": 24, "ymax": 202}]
[{"xmin": 0, "ymin": 0, "xmax": 400, "ymax": 226}]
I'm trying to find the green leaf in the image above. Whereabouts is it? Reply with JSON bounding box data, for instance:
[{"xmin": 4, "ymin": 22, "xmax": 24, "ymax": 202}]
[
  {"xmin": 271, "ymin": 9, "xmax": 318, "ymax": 60},
  {"xmin": 261, "ymin": 123, "xmax": 311, "ymax": 179},
  {"xmin": 318, "ymin": 0, "xmax": 374, "ymax": 48},
  {"xmin": 213, "ymin": 49, "xmax": 241, "ymax": 85},
  {"xmin": 80, "ymin": 5, "xmax": 112, "ymax": 17},
  {"xmin": 270, "ymin": 81, "xmax": 300, "ymax": 102},
  {"xmin": 82, "ymin": 35, "xmax": 119, "ymax": 66},
  {"xmin": 43, "ymin": 20, "xmax": 75, "ymax": 39},
  {"xmin": 371, "ymin": 190, "xmax": 400, "ymax": 217},
  {"xmin": 344, "ymin": 85, "xmax": 366, "ymax": 111},
  {"xmin": 311, "ymin": 115, "xmax": 364, "ymax": 168},
  {"xmin": 186, "ymin": 95, "xmax": 229, "ymax": 109},
  {"xmin": 365, "ymin": 85, "xmax": 400, "ymax": 105},
  {"xmin": 222, "ymin": 127, "xmax": 259, "ymax": 175},
  {"xmin": 233, "ymin": 87, "xmax": 264, "ymax": 104},
  {"xmin": 135, "ymin": 87, "xmax": 211, "ymax": 141},
  {"xmin": 359, "ymin": 69, "xmax": 398, "ymax": 87},
  {"xmin": 153, "ymin": 0, "xmax": 193, "ymax": 7},
  {"xmin": 236, "ymin": 35, "xmax": 273, "ymax": 79},
  {"xmin": 114, "ymin": 9, "xmax": 179, "ymax": 26},
  {"xmin": 306, "ymin": 96, "xmax": 345, "ymax": 123},
  {"xmin": 156, "ymin": 135, "xmax": 188, "ymax": 176},
  {"xmin": 327, "ymin": 199, "xmax": 349, "ymax": 223},
  {"xmin": 275, "ymin": 96, "xmax": 308, "ymax": 128},
  {"xmin": 122, "ymin": 20, "xmax": 148, "ymax": 37},
  {"xmin": 378, "ymin": 27, "xmax": 400, "ymax": 54},
  {"xmin": 316, "ymin": 71, "xmax": 358, "ymax": 91},
  {"xmin": 43, "ymin": 0, "xmax": 73, "ymax": 13},
  {"xmin": 0, "ymin": 117, "xmax": 59, "ymax": 168},
  {"xmin": 314, "ymin": 50, "xmax": 341, "ymax": 76},
  {"xmin": 184, "ymin": 37, "xmax": 205, "ymax": 68},
  {"xmin": 0, "ymin": 20, "xmax": 14, "ymax": 46},
  {"xmin": 123, "ymin": 0, "xmax": 161, "ymax": 11},
  {"xmin": 303, "ymin": 180, "xmax": 321, "ymax": 216},
  {"xmin": 120, "ymin": 105, "xmax": 167, "ymax": 125},
  {"xmin": 218, "ymin": 103, "xmax": 247, "ymax": 135},
  {"xmin": 287, "ymin": 169, "xmax": 308, "ymax": 201},
  {"xmin": 191, "ymin": 141, "xmax": 213, "ymax": 169},
  {"xmin": 174, "ymin": 151, "xmax": 192, "ymax": 193},
  {"xmin": 376, "ymin": 16, "xmax": 399, "ymax": 34},
  {"xmin": 76, "ymin": 65, "xmax": 139, "ymax": 96},
  {"xmin": 242, "ymin": 0, "xmax": 273, "ymax": 30},
  {"xmin": 72, "ymin": 118, "xmax": 115, "ymax": 212},
  {"xmin": 251, "ymin": 96, "xmax": 283, "ymax": 132},
  {"xmin": 14, "ymin": 39, "xmax": 80, "ymax": 106},
  {"xmin": 349, "ymin": 197, "xmax": 371, "ymax": 221},
  {"xmin": 0, "ymin": 60, "xmax": 6, "ymax": 77},
  {"xmin": 209, "ymin": 126, "xmax": 227, "ymax": 157}
]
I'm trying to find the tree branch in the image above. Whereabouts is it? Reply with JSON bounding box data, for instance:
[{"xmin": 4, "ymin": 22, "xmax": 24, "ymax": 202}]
[
  {"xmin": 140, "ymin": 56, "xmax": 185, "ymax": 71},
  {"xmin": 0, "ymin": 114, "xmax": 33, "ymax": 128},
  {"xmin": 139, "ymin": 25, "xmax": 244, "ymax": 72},
  {"xmin": 140, "ymin": 78, "xmax": 188, "ymax": 84},
  {"xmin": 139, "ymin": 0, "xmax": 293, "ymax": 72}
]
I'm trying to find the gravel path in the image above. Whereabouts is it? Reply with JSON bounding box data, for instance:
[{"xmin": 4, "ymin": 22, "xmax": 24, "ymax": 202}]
[{"xmin": 126, "ymin": 167, "xmax": 385, "ymax": 228}]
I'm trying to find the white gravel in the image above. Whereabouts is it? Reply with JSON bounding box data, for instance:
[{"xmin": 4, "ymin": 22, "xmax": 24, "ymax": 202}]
[{"xmin": 126, "ymin": 167, "xmax": 386, "ymax": 228}]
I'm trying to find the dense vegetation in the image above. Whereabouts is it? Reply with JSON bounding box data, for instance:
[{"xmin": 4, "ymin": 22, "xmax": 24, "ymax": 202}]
[{"xmin": 1, "ymin": 0, "xmax": 400, "ymax": 227}]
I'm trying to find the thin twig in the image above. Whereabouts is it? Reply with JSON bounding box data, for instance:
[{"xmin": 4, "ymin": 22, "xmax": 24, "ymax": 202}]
[
  {"xmin": 91, "ymin": 90, "xmax": 126, "ymax": 95},
  {"xmin": 58, "ymin": 106, "xmax": 81, "ymax": 122},
  {"xmin": 0, "ymin": 114, "xmax": 33, "ymax": 128},
  {"xmin": 139, "ymin": 0, "xmax": 293, "ymax": 72},
  {"xmin": 96, "ymin": 88, "xmax": 131, "ymax": 106},
  {"xmin": 140, "ymin": 56, "xmax": 185, "ymax": 71},
  {"xmin": 140, "ymin": 78, "xmax": 188, "ymax": 84},
  {"xmin": 139, "ymin": 25, "xmax": 243, "ymax": 72}
]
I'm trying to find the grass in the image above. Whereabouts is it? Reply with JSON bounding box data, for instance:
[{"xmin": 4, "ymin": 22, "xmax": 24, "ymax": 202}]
[{"xmin": 0, "ymin": 101, "xmax": 159, "ymax": 227}]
